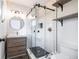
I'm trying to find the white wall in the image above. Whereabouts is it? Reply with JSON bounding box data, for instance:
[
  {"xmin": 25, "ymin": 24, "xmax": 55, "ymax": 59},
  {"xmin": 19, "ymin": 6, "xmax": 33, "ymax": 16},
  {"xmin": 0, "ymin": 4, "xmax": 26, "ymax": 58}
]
[
  {"xmin": 45, "ymin": 20, "xmax": 56, "ymax": 53},
  {"xmin": 55, "ymin": 0, "xmax": 78, "ymax": 59},
  {"xmin": 57, "ymin": 17, "xmax": 78, "ymax": 59}
]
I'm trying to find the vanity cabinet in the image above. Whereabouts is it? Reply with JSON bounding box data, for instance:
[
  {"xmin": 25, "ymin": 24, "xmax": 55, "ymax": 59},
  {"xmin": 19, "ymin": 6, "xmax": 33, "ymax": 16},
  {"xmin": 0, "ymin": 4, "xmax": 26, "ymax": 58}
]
[{"xmin": 6, "ymin": 37, "xmax": 27, "ymax": 58}]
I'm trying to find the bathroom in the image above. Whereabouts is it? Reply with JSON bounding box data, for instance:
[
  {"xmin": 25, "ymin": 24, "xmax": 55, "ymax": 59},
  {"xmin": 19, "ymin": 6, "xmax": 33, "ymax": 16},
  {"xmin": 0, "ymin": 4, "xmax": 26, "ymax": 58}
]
[{"xmin": 0, "ymin": 0, "xmax": 78, "ymax": 59}]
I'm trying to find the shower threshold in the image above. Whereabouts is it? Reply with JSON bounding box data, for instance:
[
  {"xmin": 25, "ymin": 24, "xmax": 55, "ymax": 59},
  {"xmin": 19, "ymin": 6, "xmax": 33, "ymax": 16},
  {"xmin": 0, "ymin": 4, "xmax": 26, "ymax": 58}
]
[{"xmin": 27, "ymin": 47, "xmax": 49, "ymax": 59}]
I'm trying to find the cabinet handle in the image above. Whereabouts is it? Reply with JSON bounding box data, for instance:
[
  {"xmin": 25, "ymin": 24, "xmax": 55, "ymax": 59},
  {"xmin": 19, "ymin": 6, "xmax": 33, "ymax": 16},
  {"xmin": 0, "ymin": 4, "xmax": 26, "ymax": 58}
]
[{"xmin": 0, "ymin": 39, "xmax": 5, "ymax": 42}]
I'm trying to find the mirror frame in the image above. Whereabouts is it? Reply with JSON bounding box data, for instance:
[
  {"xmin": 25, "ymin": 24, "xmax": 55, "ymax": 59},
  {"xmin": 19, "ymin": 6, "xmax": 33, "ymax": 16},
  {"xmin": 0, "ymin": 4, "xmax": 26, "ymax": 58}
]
[{"xmin": 9, "ymin": 16, "xmax": 24, "ymax": 31}]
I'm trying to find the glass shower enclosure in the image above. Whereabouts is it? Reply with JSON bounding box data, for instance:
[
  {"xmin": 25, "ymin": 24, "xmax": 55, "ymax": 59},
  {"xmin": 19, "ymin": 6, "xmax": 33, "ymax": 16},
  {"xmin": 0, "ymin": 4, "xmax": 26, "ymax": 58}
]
[{"xmin": 28, "ymin": 5, "xmax": 57, "ymax": 58}]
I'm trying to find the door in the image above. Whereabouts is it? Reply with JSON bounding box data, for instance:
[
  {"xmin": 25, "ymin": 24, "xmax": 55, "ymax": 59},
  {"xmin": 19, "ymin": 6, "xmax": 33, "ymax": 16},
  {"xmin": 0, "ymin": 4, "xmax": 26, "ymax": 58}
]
[{"xmin": 0, "ymin": 0, "xmax": 5, "ymax": 59}]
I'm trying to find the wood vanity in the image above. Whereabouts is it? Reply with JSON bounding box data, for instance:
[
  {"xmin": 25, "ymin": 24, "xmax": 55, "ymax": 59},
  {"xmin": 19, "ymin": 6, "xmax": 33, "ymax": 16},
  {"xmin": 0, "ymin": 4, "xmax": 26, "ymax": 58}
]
[{"xmin": 6, "ymin": 37, "xmax": 27, "ymax": 59}]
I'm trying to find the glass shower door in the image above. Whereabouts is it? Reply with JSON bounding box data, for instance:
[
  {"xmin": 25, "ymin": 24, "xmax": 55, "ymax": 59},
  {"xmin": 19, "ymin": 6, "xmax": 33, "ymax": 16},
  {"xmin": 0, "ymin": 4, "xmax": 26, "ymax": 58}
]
[
  {"xmin": 30, "ymin": 5, "xmax": 57, "ymax": 58},
  {"xmin": 31, "ymin": 19, "xmax": 50, "ymax": 58}
]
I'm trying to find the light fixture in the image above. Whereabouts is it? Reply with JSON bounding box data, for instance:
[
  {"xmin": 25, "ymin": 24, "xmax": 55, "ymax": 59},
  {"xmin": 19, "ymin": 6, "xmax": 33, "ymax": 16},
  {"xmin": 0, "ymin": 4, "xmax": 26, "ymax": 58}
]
[{"xmin": 27, "ymin": 14, "xmax": 35, "ymax": 19}]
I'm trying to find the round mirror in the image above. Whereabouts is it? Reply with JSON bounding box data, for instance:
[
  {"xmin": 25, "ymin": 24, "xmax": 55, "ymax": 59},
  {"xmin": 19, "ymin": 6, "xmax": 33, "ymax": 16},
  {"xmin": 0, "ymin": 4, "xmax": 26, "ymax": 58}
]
[{"xmin": 9, "ymin": 17, "xmax": 24, "ymax": 31}]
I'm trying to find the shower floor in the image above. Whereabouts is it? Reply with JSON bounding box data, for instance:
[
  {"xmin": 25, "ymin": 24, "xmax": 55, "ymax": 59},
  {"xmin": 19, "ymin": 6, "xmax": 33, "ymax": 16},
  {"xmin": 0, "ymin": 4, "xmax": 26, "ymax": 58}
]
[
  {"xmin": 27, "ymin": 47, "xmax": 49, "ymax": 59},
  {"xmin": 30, "ymin": 47, "xmax": 49, "ymax": 58}
]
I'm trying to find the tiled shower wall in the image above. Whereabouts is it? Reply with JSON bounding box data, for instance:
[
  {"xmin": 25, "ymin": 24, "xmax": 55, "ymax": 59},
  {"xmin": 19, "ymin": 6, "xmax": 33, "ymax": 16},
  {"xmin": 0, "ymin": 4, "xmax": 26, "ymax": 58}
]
[{"xmin": 31, "ymin": 19, "xmax": 56, "ymax": 53}]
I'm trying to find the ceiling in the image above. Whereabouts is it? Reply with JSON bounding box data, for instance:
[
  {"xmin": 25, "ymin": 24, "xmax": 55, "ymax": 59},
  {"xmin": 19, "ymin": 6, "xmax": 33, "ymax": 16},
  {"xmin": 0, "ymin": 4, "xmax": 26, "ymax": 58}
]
[
  {"xmin": 6, "ymin": 0, "xmax": 56, "ymax": 8},
  {"xmin": 6, "ymin": 0, "xmax": 56, "ymax": 17},
  {"xmin": 7, "ymin": 0, "xmax": 50, "ymax": 8}
]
